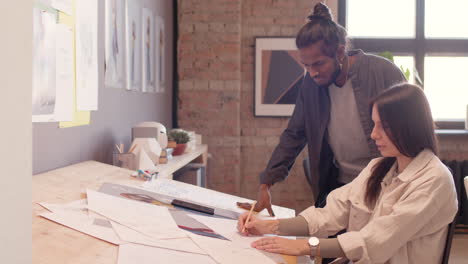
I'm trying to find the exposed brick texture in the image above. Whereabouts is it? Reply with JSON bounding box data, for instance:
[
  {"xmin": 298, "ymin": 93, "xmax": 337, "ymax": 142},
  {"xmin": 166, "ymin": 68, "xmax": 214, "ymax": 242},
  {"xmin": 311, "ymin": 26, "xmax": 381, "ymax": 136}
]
[{"xmin": 177, "ymin": 0, "xmax": 468, "ymax": 214}]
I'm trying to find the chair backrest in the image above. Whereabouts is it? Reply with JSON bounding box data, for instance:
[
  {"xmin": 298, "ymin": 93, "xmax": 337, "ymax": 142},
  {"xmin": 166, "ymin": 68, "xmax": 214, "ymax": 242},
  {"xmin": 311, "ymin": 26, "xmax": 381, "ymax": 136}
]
[
  {"xmin": 441, "ymin": 219, "xmax": 456, "ymax": 264},
  {"xmin": 464, "ymin": 176, "xmax": 468, "ymax": 199}
]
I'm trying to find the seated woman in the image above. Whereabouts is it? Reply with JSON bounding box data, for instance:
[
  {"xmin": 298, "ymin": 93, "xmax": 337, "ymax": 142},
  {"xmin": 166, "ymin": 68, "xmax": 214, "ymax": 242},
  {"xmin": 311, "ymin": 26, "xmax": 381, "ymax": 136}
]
[{"xmin": 237, "ymin": 83, "xmax": 458, "ymax": 264}]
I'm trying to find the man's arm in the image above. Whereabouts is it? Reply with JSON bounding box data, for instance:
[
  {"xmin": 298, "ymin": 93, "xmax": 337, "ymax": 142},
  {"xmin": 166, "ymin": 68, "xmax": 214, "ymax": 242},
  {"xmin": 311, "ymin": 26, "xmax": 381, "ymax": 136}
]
[
  {"xmin": 238, "ymin": 82, "xmax": 308, "ymax": 216},
  {"xmin": 260, "ymin": 85, "xmax": 308, "ymax": 185}
]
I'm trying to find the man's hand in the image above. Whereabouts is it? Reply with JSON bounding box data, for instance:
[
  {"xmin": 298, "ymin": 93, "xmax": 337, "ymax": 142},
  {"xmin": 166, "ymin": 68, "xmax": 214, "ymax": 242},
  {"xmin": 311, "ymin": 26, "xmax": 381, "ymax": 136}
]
[
  {"xmin": 251, "ymin": 237, "xmax": 310, "ymax": 256},
  {"xmin": 237, "ymin": 184, "xmax": 275, "ymax": 217}
]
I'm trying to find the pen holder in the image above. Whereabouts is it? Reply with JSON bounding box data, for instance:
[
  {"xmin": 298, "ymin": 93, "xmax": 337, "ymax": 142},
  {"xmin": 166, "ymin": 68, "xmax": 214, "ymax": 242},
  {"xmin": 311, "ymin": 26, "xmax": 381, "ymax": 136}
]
[{"xmin": 113, "ymin": 152, "xmax": 137, "ymax": 170}]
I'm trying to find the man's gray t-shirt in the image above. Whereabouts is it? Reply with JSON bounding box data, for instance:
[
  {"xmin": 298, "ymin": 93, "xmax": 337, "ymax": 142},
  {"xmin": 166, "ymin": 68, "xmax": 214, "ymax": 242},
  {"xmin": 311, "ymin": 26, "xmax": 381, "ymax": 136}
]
[{"xmin": 327, "ymin": 80, "xmax": 373, "ymax": 184}]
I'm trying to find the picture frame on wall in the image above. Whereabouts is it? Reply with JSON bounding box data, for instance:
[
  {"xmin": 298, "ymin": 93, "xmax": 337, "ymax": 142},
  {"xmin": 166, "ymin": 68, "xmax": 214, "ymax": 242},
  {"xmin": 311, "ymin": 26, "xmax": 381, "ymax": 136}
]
[
  {"xmin": 141, "ymin": 8, "xmax": 155, "ymax": 93},
  {"xmin": 255, "ymin": 37, "xmax": 305, "ymax": 117},
  {"xmin": 125, "ymin": 0, "xmax": 141, "ymax": 91},
  {"xmin": 155, "ymin": 15, "xmax": 165, "ymax": 93}
]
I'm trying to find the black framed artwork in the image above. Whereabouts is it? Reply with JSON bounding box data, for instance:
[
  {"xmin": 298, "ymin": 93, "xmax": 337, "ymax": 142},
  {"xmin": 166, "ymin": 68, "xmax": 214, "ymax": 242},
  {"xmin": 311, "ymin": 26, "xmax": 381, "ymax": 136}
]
[{"xmin": 255, "ymin": 37, "xmax": 305, "ymax": 117}]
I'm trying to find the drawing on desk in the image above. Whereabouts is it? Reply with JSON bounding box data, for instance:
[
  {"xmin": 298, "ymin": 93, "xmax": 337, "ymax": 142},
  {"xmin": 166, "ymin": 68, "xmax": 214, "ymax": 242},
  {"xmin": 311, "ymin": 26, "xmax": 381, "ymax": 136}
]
[
  {"xmin": 87, "ymin": 189, "xmax": 187, "ymax": 240},
  {"xmin": 143, "ymin": 179, "xmax": 296, "ymax": 219},
  {"xmin": 39, "ymin": 209, "xmax": 123, "ymax": 245},
  {"xmin": 111, "ymin": 221, "xmax": 207, "ymax": 255},
  {"xmin": 99, "ymin": 183, "xmax": 230, "ymax": 240},
  {"xmin": 118, "ymin": 243, "xmax": 217, "ymax": 264}
]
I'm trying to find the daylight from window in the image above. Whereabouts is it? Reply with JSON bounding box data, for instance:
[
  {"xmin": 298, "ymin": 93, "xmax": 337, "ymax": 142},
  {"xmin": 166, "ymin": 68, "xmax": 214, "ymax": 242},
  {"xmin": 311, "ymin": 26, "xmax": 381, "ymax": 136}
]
[{"xmin": 347, "ymin": 0, "xmax": 468, "ymax": 120}]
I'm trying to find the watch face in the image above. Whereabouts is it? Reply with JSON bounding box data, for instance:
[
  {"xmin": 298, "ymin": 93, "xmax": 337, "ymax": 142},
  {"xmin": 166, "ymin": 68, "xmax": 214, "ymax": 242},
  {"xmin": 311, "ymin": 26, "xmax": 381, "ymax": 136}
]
[{"xmin": 309, "ymin": 237, "xmax": 320, "ymax": 247}]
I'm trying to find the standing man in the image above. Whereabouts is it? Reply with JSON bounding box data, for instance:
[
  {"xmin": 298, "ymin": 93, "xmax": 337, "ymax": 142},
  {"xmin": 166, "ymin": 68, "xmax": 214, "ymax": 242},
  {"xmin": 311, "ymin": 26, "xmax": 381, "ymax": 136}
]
[{"xmin": 238, "ymin": 3, "xmax": 406, "ymax": 216}]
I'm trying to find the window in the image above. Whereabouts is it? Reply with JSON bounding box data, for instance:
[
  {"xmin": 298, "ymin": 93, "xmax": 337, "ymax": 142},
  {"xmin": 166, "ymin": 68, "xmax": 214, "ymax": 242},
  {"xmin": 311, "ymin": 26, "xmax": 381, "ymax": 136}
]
[{"xmin": 339, "ymin": 0, "xmax": 468, "ymax": 124}]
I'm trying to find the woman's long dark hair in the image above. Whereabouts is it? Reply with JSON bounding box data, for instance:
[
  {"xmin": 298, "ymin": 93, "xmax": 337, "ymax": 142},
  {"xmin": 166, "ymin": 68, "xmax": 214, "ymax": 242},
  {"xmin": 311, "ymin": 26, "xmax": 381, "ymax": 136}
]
[
  {"xmin": 295, "ymin": 2, "xmax": 348, "ymax": 56},
  {"xmin": 365, "ymin": 83, "xmax": 439, "ymax": 208}
]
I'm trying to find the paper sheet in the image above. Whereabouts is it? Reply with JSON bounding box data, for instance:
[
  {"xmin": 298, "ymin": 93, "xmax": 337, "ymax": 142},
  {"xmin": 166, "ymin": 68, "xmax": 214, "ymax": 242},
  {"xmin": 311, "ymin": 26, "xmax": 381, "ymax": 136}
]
[
  {"xmin": 53, "ymin": 24, "xmax": 74, "ymax": 121},
  {"xmin": 32, "ymin": 6, "xmax": 57, "ymax": 121},
  {"xmin": 143, "ymin": 179, "xmax": 296, "ymax": 219},
  {"xmin": 118, "ymin": 243, "xmax": 217, "ymax": 264},
  {"xmin": 75, "ymin": 0, "xmax": 98, "ymax": 111},
  {"xmin": 38, "ymin": 199, "xmax": 87, "ymax": 213},
  {"xmin": 86, "ymin": 190, "xmax": 187, "ymax": 240},
  {"xmin": 40, "ymin": 210, "xmax": 123, "ymax": 245},
  {"xmin": 111, "ymin": 221, "xmax": 206, "ymax": 255},
  {"xmin": 125, "ymin": 0, "xmax": 142, "ymax": 91},
  {"xmin": 57, "ymin": 9, "xmax": 91, "ymax": 127},
  {"xmin": 105, "ymin": 0, "xmax": 125, "ymax": 88},
  {"xmin": 189, "ymin": 233, "xmax": 276, "ymax": 264},
  {"xmin": 188, "ymin": 214, "xmax": 263, "ymax": 249},
  {"xmin": 52, "ymin": 0, "xmax": 72, "ymax": 15}
]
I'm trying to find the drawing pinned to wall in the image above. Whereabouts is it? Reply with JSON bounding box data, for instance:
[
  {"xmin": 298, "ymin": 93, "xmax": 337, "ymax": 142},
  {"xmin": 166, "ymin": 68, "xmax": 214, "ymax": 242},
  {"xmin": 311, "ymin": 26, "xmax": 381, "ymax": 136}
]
[
  {"xmin": 51, "ymin": 0, "xmax": 73, "ymax": 15},
  {"xmin": 75, "ymin": 0, "xmax": 98, "ymax": 111},
  {"xmin": 155, "ymin": 16, "xmax": 165, "ymax": 93},
  {"xmin": 32, "ymin": 6, "xmax": 57, "ymax": 118},
  {"xmin": 105, "ymin": 0, "xmax": 125, "ymax": 89},
  {"xmin": 141, "ymin": 8, "xmax": 155, "ymax": 93},
  {"xmin": 125, "ymin": 0, "xmax": 142, "ymax": 91}
]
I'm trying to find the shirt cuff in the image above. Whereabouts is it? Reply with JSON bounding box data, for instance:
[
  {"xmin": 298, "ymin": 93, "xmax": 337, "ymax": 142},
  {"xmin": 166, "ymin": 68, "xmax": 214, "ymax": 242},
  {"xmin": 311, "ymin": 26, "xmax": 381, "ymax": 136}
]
[{"xmin": 337, "ymin": 231, "xmax": 370, "ymax": 263}]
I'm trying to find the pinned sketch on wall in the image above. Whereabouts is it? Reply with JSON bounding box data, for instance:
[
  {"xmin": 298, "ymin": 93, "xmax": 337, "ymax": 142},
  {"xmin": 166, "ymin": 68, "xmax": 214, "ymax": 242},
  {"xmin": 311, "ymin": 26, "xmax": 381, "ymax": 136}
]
[
  {"xmin": 51, "ymin": 0, "xmax": 73, "ymax": 15},
  {"xmin": 155, "ymin": 16, "xmax": 165, "ymax": 93},
  {"xmin": 32, "ymin": 7, "xmax": 57, "ymax": 120},
  {"xmin": 141, "ymin": 8, "xmax": 155, "ymax": 93},
  {"xmin": 75, "ymin": 0, "xmax": 98, "ymax": 111},
  {"xmin": 52, "ymin": 24, "xmax": 74, "ymax": 122},
  {"xmin": 125, "ymin": 0, "xmax": 142, "ymax": 91},
  {"xmin": 105, "ymin": 0, "xmax": 125, "ymax": 89}
]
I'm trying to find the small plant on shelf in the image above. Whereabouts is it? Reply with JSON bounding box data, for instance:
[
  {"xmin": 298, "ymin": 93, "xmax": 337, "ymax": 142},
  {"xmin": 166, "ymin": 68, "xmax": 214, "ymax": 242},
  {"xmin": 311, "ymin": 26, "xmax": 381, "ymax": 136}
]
[{"xmin": 168, "ymin": 129, "xmax": 190, "ymax": 155}]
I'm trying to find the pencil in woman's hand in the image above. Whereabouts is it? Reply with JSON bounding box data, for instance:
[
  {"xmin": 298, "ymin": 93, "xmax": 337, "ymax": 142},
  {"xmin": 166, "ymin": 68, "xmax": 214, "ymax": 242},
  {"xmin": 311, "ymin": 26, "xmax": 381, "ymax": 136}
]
[{"xmin": 242, "ymin": 201, "xmax": 257, "ymax": 233}]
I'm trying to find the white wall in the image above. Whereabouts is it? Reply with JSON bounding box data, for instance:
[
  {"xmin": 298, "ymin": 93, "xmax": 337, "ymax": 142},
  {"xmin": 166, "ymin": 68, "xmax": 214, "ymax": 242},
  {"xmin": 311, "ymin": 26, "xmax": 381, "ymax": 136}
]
[{"xmin": 0, "ymin": 0, "xmax": 32, "ymax": 263}]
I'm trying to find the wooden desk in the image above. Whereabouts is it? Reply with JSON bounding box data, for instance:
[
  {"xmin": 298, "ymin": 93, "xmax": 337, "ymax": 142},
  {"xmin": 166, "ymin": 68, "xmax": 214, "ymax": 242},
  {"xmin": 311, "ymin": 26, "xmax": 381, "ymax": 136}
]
[{"xmin": 33, "ymin": 161, "xmax": 297, "ymax": 264}]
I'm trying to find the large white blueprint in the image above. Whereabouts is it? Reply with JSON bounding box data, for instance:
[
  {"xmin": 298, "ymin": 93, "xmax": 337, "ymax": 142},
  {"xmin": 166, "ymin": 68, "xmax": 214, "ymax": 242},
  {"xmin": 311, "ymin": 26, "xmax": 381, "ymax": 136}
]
[
  {"xmin": 117, "ymin": 243, "xmax": 217, "ymax": 264},
  {"xmin": 86, "ymin": 190, "xmax": 187, "ymax": 240},
  {"xmin": 143, "ymin": 179, "xmax": 296, "ymax": 219}
]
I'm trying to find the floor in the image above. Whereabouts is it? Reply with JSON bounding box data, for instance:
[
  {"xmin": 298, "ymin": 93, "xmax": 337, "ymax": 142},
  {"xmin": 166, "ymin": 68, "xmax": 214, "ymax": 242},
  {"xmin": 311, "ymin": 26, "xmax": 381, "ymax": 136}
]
[{"xmin": 450, "ymin": 234, "xmax": 468, "ymax": 264}]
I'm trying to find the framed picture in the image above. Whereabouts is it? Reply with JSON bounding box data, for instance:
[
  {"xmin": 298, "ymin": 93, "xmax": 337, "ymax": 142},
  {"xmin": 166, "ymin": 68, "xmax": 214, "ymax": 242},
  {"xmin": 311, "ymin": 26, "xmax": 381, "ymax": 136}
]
[
  {"xmin": 255, "ymin": 37, "xmax": 305, "ymax": 117},
  {"xmin": 141, "ymin": 8, "xmax": 155, "ymax": 93},
  {"xmin": 125, "ymin": 0, "xmax": 141, "ymax": 91}
]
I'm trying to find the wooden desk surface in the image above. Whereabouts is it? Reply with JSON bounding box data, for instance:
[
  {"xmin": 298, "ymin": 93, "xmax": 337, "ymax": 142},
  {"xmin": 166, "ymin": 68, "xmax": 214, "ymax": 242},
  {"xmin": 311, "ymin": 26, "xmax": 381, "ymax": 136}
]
[{"xmin": 33, "ymin": 161, "xmax": 297, "ymax": 264}]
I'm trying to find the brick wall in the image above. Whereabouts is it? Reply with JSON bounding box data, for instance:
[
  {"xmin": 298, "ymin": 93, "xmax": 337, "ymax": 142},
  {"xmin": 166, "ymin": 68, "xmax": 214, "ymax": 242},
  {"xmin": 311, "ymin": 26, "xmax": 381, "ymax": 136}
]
[
  {"xmin": 177, "ymin": 0, "xmax": 468, "ymax": 214},
  {"xmin": 178, "ymin": 0, "xmax": 328, "ymax": 213}
]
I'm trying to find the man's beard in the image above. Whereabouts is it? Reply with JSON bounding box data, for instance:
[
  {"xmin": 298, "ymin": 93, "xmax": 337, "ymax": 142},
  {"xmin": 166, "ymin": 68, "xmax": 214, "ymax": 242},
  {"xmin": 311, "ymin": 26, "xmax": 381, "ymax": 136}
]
[{"xmin": 318, "ymin": 59, "xmax": 341, "ymax": 88}]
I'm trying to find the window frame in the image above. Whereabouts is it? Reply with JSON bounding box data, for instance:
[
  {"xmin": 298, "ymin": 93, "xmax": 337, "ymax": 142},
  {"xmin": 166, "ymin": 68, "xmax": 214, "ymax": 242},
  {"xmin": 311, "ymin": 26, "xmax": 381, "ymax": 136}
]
[{"xmin": 338, "ymin": 0, "xmax": 468, "ymax": 128}]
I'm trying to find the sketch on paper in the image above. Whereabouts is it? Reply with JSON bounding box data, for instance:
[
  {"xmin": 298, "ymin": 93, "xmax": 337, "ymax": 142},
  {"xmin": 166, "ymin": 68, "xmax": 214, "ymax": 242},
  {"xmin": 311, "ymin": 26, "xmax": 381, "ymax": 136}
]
[
  {"xmin": 32, "ymin": 7, "xmax": 57, "ymax": 116},
  {"xmin": 155, "ymin": 16, "xmax": 165, "ymax": 93},
  {"xmin": 141, "ymin": 8, "xmax": 155, "ymax": 93},
  {"xmin": 75, "ymin": 0, "xmax": 98, "ymax": 111},
  {"xmin": 105, "ymin": 0, "xmax": 125, "ymax": 88},
  {"xmin": 125, "ymin": 0, "xmax": 141, "ymax": 91}
]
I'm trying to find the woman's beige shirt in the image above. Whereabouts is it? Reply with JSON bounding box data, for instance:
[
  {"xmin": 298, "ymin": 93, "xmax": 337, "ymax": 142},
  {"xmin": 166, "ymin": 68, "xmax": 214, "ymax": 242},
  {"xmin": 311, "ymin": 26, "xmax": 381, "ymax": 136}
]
[{"xmin": 299, "ymin": 150, "xmax": 458, "ymax": 264}]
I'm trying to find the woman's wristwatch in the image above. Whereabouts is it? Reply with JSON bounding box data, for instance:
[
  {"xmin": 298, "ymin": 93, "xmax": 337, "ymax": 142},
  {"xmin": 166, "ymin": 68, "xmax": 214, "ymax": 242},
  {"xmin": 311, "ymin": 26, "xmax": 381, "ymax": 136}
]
[{"xmin": 308, "ymin": 237, "xmax": 322, "ymax": 264}]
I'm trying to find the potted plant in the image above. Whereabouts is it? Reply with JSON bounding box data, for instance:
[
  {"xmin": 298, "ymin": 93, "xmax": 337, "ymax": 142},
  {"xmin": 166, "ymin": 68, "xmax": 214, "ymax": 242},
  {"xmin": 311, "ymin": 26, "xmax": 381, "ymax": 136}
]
[{"xmin": 168, "ymin": 129, "xmax": 190, "ymax": 156}]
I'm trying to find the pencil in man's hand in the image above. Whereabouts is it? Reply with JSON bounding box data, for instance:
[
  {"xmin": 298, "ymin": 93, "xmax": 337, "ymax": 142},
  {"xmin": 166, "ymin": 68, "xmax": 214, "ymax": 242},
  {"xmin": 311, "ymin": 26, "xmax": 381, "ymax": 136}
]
[{"xmin": 242, "ymin": 201, "xmax": 257, "ymax": 233}]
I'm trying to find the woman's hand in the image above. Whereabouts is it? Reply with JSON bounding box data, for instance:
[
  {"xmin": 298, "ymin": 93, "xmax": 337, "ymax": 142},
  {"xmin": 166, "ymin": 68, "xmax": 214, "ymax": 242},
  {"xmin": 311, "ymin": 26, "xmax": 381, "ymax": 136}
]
[
  {"xmin": 237, "ymin": 212, "xmax": 279, "ymax": 236},
  {"xmin": 251, "ymin": 237, "xmax": 310, "ymax": 256}
]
